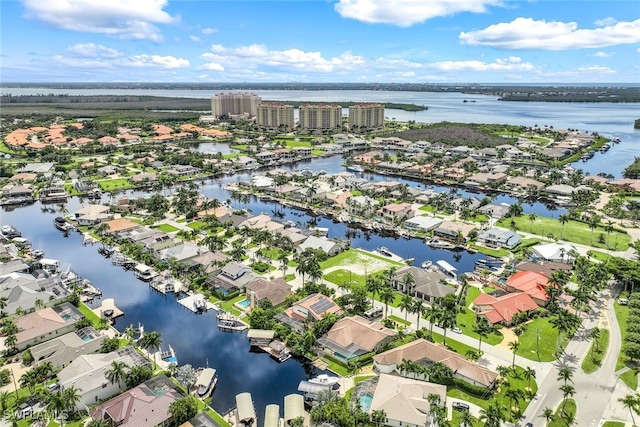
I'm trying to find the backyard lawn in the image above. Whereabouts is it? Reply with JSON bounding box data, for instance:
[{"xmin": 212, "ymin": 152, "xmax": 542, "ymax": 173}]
[
  {"xmin": 515, "ymin": 317, "xmax": 562, "ymax": 362},
  {"xmin": 96, "ymin": 178, "xmax": 134, "ymax": 191},
  {"xmin": 497, "ymin": 215, "xmax": 631, "ymax": 250},
  {"xmin": 153, "ymin": 223, "xmax": 180, "ymax": 233},
  {"xmin": 320, "ymin": 248, "xmax": 403, "ymax": 272},
  {"xmin": 456, "ymin": 287, "xmax": 504, "ymax": 346}
]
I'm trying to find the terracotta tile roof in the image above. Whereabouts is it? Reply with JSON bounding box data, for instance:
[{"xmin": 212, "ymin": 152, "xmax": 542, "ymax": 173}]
[
  {"xmin": 506, "ymin": 270, "xmax": 550, "ymax": 302},
  {"xmin": 325, "ymin": 315, "xmax": 395, "ymax": 352},
  {"xmin": 474, "ymin": 292, "xmax": 538, "ymax": 324}
]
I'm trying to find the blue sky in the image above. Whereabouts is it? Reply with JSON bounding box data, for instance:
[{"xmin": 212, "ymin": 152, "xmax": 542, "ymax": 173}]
[{"xmin": 1, "ymin": 0, "xmax": 639, "ymax": 83}]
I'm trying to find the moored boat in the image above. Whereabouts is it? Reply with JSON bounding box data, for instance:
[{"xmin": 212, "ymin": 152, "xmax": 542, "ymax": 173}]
[
  {"xmin": 378, "ymin": 246, "xmax": 393, "ymax": 256},
  {"xmin": 346, "ymin": 165, "xmax": 364, "ymax": 173},
  {"xmin": 309, "ymin": 374, "xmax": 340, "ymax": 386},
  {"xmin": 1, "ymin": 225, "xmax": 21, "ymax": 239},
  {"xmin": 195, "ymin": 367, "xmax": 218, "ymax": 397}
]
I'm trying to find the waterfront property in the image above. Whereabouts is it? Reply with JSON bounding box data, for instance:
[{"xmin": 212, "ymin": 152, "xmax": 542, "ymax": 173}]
[
  {"xmin": 316, "ymin": 315, "xmax": 396, "ymax": 361},
  {"xmin": 279, "ymin": 293, "xmax": 343, "ymax": 333},
  {"xmin": 390, "ymin": 266, "xmax": 455, "ymax": 303},
  {"xmin": 89, "ymin": 375, "xmax": 181, "ymax": 427},
  {"xmin": 373, "ymin": 339, "xmax": 498, "ymax": 388},
  {"xmin": 367, "ymin": 373, "xmax": 447, "ymax": 427},
  {"xmin": 11, "ymin": 302, "xmax": 83, "ymax": 351},
  {"xmin": 477, "ymin": 227, "xmax": 522, "ymax": 249},
  {"xmin": 29, "ymin": 326, "xmax": 105, "ymax": 369}
]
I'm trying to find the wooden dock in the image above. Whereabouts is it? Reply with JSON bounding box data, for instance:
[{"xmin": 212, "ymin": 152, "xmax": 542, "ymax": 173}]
[
  {"xmin": 217, "ymin": 313, "xmax": 247, "ymax": 331},
  {"xmin": 92, "ymin": 298, "xmax": 124, "ymax": 322},
  {"xmin": 177, "ymin": 292, "xmax": 216, "ymax": 313}
]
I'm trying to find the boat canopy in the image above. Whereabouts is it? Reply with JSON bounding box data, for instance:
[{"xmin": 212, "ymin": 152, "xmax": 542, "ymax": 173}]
[
  {"xmin": 195, "ymin": 368, "xmax": 216, "ymax": 388},
  {"xmin": 436, "ymin": 260, "xmax": 458, "ymax": 274},
  {"xmin": 235, "ymin": 392, "xmax": 256, "ymax": 424},
  {"xmin": 264, "ymin": 404, "xmax": 280, "ymax": 427},
  {"xmin": 297, "ymin": 380, "xmax": 332, "ymax": 394},
  {"xmin": 284, "ymin": 394, "xmax": 305, "ymax": 422},
  {"xmin": 247, "ymin": 329, "xmax": 275, "ymax": 340}
]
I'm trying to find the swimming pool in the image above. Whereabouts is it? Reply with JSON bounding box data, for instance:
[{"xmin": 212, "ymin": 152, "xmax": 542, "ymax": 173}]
[
  {"xmin": 237, "ymin": 299, "xmax": 250, "ymax": 308},
  {"xmin": 359, "ymin": 392, "xmax": 373, "ymax": 412}
]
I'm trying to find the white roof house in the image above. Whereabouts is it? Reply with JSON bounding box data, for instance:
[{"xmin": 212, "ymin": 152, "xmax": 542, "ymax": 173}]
[
  {"xmin": 532, "ymin": 243, "xmax": 575, "ymax": 263},
  {"xmin": 404, "ymin": 216, "xmax": 443, "ymax": 231}
]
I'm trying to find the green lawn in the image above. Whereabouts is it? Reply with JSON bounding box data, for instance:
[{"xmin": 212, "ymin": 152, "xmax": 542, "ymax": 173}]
[
  {"xmin": 153, "ymin": 224, "xmax": 180, "ymax": 233},
  {"xmin": 320, "ymin": 248, "xmax": 403, "ymax": 272},
  {"xmin": 431, "ymin": 331, "xmax": 479, "ymax": 358},
  {"xmin": 388, "ymin": 314, "xmax": 411, "ymax": 326},
  {"xmin": 589, "ymin": 250, "xmax": 614, "ymax": 262},
  {"xmin": 619, "ymin": 369, "xmax": 638, "ymax": 390},
  {"xmin": 515, "ymin": 317, "xmax": 563, "ymax": 362},
  {"xmin": 324, "ymin": 269, "xmax": 365, "ymax": 288},
  {"xmin": 322, "ymin": 357, "xmax": 350, "ymax": 377},
  {"xmin": 418, "ymin": 205, "xmax": 436, "ymax": 213},
  {"xmin": 497, "ymin": 215, "xmax": 631, "ymax": 250},
  {"xmin": 187, "ymin": 221, "xmax": 207, "ymax": 230},
  {"xmin": 96, "ymin": 178, "xmax": 134, "ymax": 191},
  {"xmin": 581, "ymin": 329, "xmax": 609, "ymax": 374},
  {"xmin": 470, "ymin": 244, "xmax": 510, "ymax": 258},
  {"xmin": 615, "ymin": 302, "xmax": 629, "ymax": 370},
  {"xmin": 549, "ymin": 399, "xmax": 577, "ymax": 427},
  {"xmin": 448, "ymin": 366, "xmax": 537, "ymax": 415},
  {"xmin": 602, "ymin": 421, "xmax": 625, "ymax": 427},
  {"xmin": 208, "ymin": 294, "xmax": 244, "ymax": 316},
  {"xmin": 77, "ymin": 302, "xmax": 102, "ymax": 329},
  {"xmin": 456, "ymin": 287, "xmax": 504, "ymax": 346}
]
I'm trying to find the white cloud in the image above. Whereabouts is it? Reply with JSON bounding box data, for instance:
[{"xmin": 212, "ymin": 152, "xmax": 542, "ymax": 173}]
[
  {"xmin": 189, "ymin": 35, "xmax": 201, "ymax": 42},
  {"xmin": 66, "ymin": 43, "xmax": 121, "ymax": 58},
  {"xmin": 430, "ymin": 56, "xmax": 535, "ymax": 71},
  {"xmin": 542, "ymin": 65, "xmax": 616, "ymax": 78},
  {"xmin": 199, "ymin": 44, "xmax": 366, "ymax": 73},
  {"xmin": 202, "ymin": 27, "xmax": 218, "ymax": 35},
  {"xmin": 592, "ymin": 51, "xmax": 614, "ymax": 58},
  {"xmin": 126, "ymin": 55, "xmax": 190, "ymax": 69},
  {"xmin": 334, "ymin": 0, "xmax": 502, "ymax": 27},
  {"xmin": 595, "ymin": 17, "xmax": 617, "ymax": 26},
  {"xmin": 23, "ymin": 0, "xmax": 176, "ymax": 42},
  {"xmin": 459, "ymin": 17, "xmax": 640, "ymax": 50}
]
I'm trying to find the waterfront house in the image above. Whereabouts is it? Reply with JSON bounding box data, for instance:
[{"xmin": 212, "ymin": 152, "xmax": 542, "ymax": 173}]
[
  {"xmin": 1, "ymin": 183, "xmax": 34, "ymax": 200},
  {"xmin": 280, "ymin": 293, "xmax": 342, "ymax": 332},
  {"xmin": 531, "ymin": 242, "xmax": 575, "ymax": 263},
  {"xmin": 404, "ymin": 216, "xmax": 443, "ymax": 232},
  {"xmin": 473, "ymin": 292, "xmax": 538, "ymax": 325},
  {"xmin": 130, "ymin": 172, "xmax": 157, "ymax": 186},
  {"xmin": 0, "ymin": 274, "xmax": 70, "ymax": 316},
  {"xmin": 477, "ymin": 227, "xmax": 521, "ymax": 249},
  {"xmin": 379, "ymin": 202, "xmax": 414, "ymax": 223},
  {"xmin": 167, "ymin": 165, "xmax": 201, "ymax": 177},
  {"xmin": 19, "ymin": 162, "xmax": 55, "ymax": 174},
  {"xmin": 373, "ymin": 338, "xmax": 498, "ymax": 388},
  {"xmin": 478, "ymin": 203, "xmax": 510, "ymax": 219},
  {"xmin": 157, "ymin": 242, "xmax": 208, "ymax": 262},
  {"xmin": 543, "ymin": 184, "xmax": 577, "ymax": 198},
  {"xmin": 298, "ymin": 235, "xmax": 344, "ymax": 257},
  {"xmin": 74, "ymin": 205, "xmax": 113, "ymax": 226},
  {"xmin": 89, "ymin": 375, "xmax": 181, "ymax": 427},
  {"xmin": 9, "ymin": 173, "xmax": 37, "ymax": 183},
  {"xmin": 0, "ymin": 260, "xmax": 30, "ymax": 276},
  {"xmin": 12, "ymin": 303, "xmax": 83, "ymax": 351},
  {"xmin": 433, "ymin": 221, "xmax": 477, "ymax": 243},
  {"xmin": 346, "ymin": 196, "xmax": 379, "ymax": 218},
  {"xmin": 102, "ymin": 218, "xmax": 140, "ymax": 235},
  {"xmin": 504, "ymin": 270, "xmax": 551, "ymax": 306},
  {"xmin": 514, "ymin": 260, "xmax": 572, "ymax": 277},
  {"xmin": 390, "ymin": 266, "xmax": 454, "ymax": 303},
  {"xmin": 97, "ymin": 165, "xmax": 119, "ymax": 176},
  {"xmin": 239, "ymin": 213, "xmax": 285, "ymax": 233},
  {"xmin": 506, "ymin": 176, "xmax": 545, "ymax": 193},
  {"xmin": 292, "ymin": 146, "xmax": 312, "ymax": 157},
  {"xmin": 30, "ymin": 327, "xmax": 105, "ymax": 369},
  {"xmin": 316, "ymin": 315, "xmax": 396, "ymax": 361},
  {"xmin": 244, "ymin": 278, "xmax": 292, "ymax": 309},
  {"xmin": 207, "ymin": 261, "xmax": 258, "ymax": 295},
  {"xmin": 367, "ymin": 373, "xmax": 447, "ymax": 427},
  {"xmin": 182, "ymin": 251, "xmax": 229, "ymax": 275},
  {"xmin": 58, "ymin": 346, "xmax": 149, "ymax": 408},
  {"xmin": 465, "ymin": 172, "xmax": 507, "ymax": 188}
]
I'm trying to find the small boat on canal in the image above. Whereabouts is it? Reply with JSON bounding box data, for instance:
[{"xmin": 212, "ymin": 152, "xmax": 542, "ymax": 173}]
[{"xmin": 195, "ymin": 367, "xmax": 218, "ymax": 398}]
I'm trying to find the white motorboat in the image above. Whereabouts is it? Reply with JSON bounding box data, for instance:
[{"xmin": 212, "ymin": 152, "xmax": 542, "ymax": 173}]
[
  {"xmin": 309, "ymin": 374, "xmax": 340, "ymax": 386},
  {"xmin": 421, "ymin": 260, "xmax": 432, "ymax": 269},
  {"xmin": 346, "ymin": 165, "xmax": 364, "ymax": 173},
  {"xmin": 196, "ymin": 368, "xmax": 218, "ymax": 397}
]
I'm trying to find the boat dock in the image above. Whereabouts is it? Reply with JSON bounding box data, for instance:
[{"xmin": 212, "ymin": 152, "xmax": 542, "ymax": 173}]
[
  {"xmin": 217, "ymin": 312, "xmax": 248, "ymax": 331},
  {"xmin": 371, "ymin": 247, "xmax": 406, "ymax": 263},
  {"xmin": 177, "ymin": 292, "xmax": 216, "ymax": 313},
  {"xmin": 111, "ymin": 252, "xmax": 136, "ymax": 268},
  {"xmin": 92, "ymin": 298, "xmax": 124, "ymax": 322},
  {"xmin": 247, "ymin": 329, "xmax": 291, "ymax": 362}
]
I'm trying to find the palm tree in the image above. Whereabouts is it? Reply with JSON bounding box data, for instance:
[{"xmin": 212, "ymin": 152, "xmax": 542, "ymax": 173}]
[
  {"xmin": 278, "ymin": 253, "xmax": 289, "ymax": 278},
  {"xmin": 106, "ymin": 360, "xmax": 129, "ymax": 387},
  {"xmin": 528, "ymin": 212, "xmax": 537, "ymax": 232},
  {"xmin": 439, "ymin": 309, "xmax": 457, "ymax": 346},
  {"xmin": 473, "ymin": 317, "xmax": 493, "ymax": 354},
  {"xmin": 399, "ymin": 293, "xmax": 413, "ymax": 322},
  {"xmin": 426, "ymin": 305, "xmax": 441, "ymax": 338},
  {"xmin": 558, "ymin": 213, "xmax": 569, "ymax": 239},
  {"xmin": 523, "ymin": 366, "xmax": 536, "ymax": 389},
  {"xmin": 459, "ymin": 409, "xmax": 474, "ymax": 427},
  {"xmin": 605, "ymin": 219, "xmax": 615, "ymax": 248},
  {"xmin": 46, "ymin": 390, "xmax": 67, "ymax": 426},
  {"xmin": 62, "ymin": 386, "xmax": 81, "ymax": 412},
  {"xmin": 507, "ymin": 340, "xmax": 520, "ymax": 367},
  {"xmin": 371, "ymin": 409, "xmax": 387, "ymax": 427},
  {"xmin": 557, "ymin": 366, "xmax": 574, "ymax": 385},
  {"xmin": 479, "ymin": 399, "xmax": 506, "ymax": 427},
  {"xmin": 618, "ymin": 393, "xmax": 640, "ymax": 426},
  {"xmin": 589, "ymin": 327, "xmax": 602, "ymax": 352},
  {"xmin": 402, "ymin": 272, "xmax": 415, "ymax": 295},
  {"xmin": 550, "ymin": 310, "xmax": 581, "ymax": 356},
  {"xmin": 588, "ymin": 214, "xmax": 601, "ymax": 245},
  {"xmin": 139, "ymin": 331, "xmax": 163, "ymax": 367},
  {"xmin": 559, "ymin": 384, "xmax": 575, "ymax": 413},
  {"xmin": 412, "ymin": 298, "xmax": 427, "ymax": 330},
  {"xmin": 504, "ymin": 388, "xmax": 523, "ymax": 412},
  {"xmin": 540, "ymin": 407, "xmax": 555, "ymax": 426},
  {"xmin": 366, "ymin": 275, "xmax": 384, "ymax": 306},
  {"xmin": 378, "ymin": 286, "xmax": 395, "ymax": 319}
]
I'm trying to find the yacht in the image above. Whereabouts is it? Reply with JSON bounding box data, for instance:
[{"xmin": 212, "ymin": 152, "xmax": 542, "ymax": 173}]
[
  {"xmin": 54, "ymin": 217, "xmax": 73, "ymax": 232},
  {"xmin": 378, "ymin": 246, "xmax": 393, "ymax": 256},
  {"xmin": 421, "ymin": 260, "xmax": 433, "ymax": 269},
  {"xmin": 1, "ymin": 225, "xmax": 21, "ymax": 239},
  {"xmin": 346, "ymin": 165, "xmax": 364, "ymax": 173},
  {"xmin": 309, "ymin": 374, "xmax": 340, "ymax": 386}
]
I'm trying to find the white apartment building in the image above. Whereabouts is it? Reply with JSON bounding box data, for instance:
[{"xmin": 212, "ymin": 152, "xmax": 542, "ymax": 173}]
[
  {"xmin": 348, "ymin": 103, "xmax": 385, "ymax": 131},
  {"xmin": 211, "ymin": 92, "xmax": 262, "ymax": 117},
  {"xmin": 299, "ymin": 104, "xmax": 343, "ymax": 131},
  {"xmin": 256, "ymin": 103, "xmax": 295, "ymax": 131}
]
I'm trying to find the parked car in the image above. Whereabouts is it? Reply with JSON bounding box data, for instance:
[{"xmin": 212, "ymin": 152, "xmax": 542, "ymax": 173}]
[
  {"xmin": 452, "ymin": 402, "xmax": 470, "ymax": 411},
  {"xmin": 525, "ymin": 423, "xmax": 533, "ymax": 427},
  {"xmin": 618, "ymin": 298, "xmax": 629, "ymax": 305},
  {"xmin": 451, "ymin": 327, "xmax": 462, "ymax": 334},
  {"xmin": 47, "ymin": 382, "xmax": 60, "ymax": 392}
]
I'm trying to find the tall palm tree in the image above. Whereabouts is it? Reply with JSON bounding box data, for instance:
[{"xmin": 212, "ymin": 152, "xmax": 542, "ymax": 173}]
[
  {"xmin": 399, "ymin": 294, "xmax": 413, "ymax": 322},
  {"xmin": 540, "ymin": 407, "xmax": 555, "ymax": 426},
  {"xmin": 473, "ymin": 317, "xmax": 493, "ymax": 354},
  {"xmin": 378, "ymin": 286, "xmax": 395, "ymax": 319},
  {"xmin": 426, "ymin": 305, "xmax": 441, "ymax": 338},
  {"xmin": 402, "ymin": 272, "xmax": 415, "ymax": 295},
  {"xmin": 46, "ymin": 390, "xmax": 67, "ymax": 426},
  {"xmin": 528, "ymin": 212, "xmax": 537, "ymax": 232},
  {"xmin": 618, "ymin": 393, "xmax": 640, "ymax": 426},
  {"xmin": 589, "ymin": 327, "xmax": 602, "ymax": 352},
  {"xmin": 523, "ymin": 366, "xmax": 536, "ymax": 389},
  {"xmin": 139, "ymin": 331, "xmax": 163, "ymax": 367},
  {"xmin": 459, "ymin": 409, "xmax": 474, "ymax": 427},
  {"xmin": 412, "ymin": 298, "xmax": 427, "ymax": 330},
  {"xmin": 550, "ymin": 310, "xmax": 581, "ymax": 356},
  {"xmin": 557, "ymin": 366, "xmax": 574, "ymax": 385},
  {"xmin": 479, "ymin": 399, "xmax": 506, "ymax": 427},
  {"xmin": 106, "ymin": 360, "xmax": 129, "ymax": 387},
  {"xmin": 62, "ymin": 386, "xmax": 81, "ymax": 412},
  {"xmin": 559, "ymin": 384, "xmax": 575, "ymax": 413},
  {"xmin": 507, "ymin": 340, "xmax": 520, "ymax": 367},
  {"xmin": 366, "ymin": 275, "xmax": 384, "ymax": 306},
  {"xmin": 588, "ymin": 214, "xmax": 601, "ymax": 245},
  {"xmin": 558, "ymin": 213, "xmax": 569, "ymax": 239},
  {"xmin": 439, "ymin": 309, "xmax": 457, "ymax": 346}
]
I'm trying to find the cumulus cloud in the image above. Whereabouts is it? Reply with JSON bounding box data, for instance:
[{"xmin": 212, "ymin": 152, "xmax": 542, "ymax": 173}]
[
  {"xmin": 23, "ymin": 0, "xmax": 176, "ymax": 42},
  {"xmin": 200, "ymin": 43, "xmax": 366, "ymax": 73},
  {"xmin": 201, "ymin": 27, "xmax": 218, "ymax": 35},
  {"xmin": 430, "ymin": 56, "xmax": 535, "ymax": 71},
  {"xmin": 66, "ymin": 43, "xmax": 121, "ymax": 58},
  {"xmin": 334, "ymin": 0, "xmax": 502, "ymax": 27},
  {"xmin": 126, "ymin": 54, "xmax": 190, "ymax": 69},
  {"xmin": 592, "ymin": 51, "xmax": 614, "ymax": 58},
  {"xmin": 189, "ymin": 35, "xmax": 201, "ymax": 42},
  {"xmin": 595, "ymin": 17, "xmax": 617, "ymax": 26},
  {"xmin": 459, "ymin": 17, "xmax": 640, "ymax": 50}
]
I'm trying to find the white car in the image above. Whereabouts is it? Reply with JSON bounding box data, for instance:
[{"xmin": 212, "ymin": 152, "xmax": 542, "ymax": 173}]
[{"xmin": 451, "ymin": 327, "xmax": 462, "ymax": 334}]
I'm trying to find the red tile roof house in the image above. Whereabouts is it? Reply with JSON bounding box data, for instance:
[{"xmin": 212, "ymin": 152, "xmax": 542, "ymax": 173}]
[
  {"xmin": 472, "ymin": 292, "xmax": 539, "ymax": 325},
  {"xmin": 503, "ymin": 270, "xmax": 551, "ymax": 306},
  {"xmin": 89, "ymin": 375, "xmax": 181, "ymax": 427}
]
